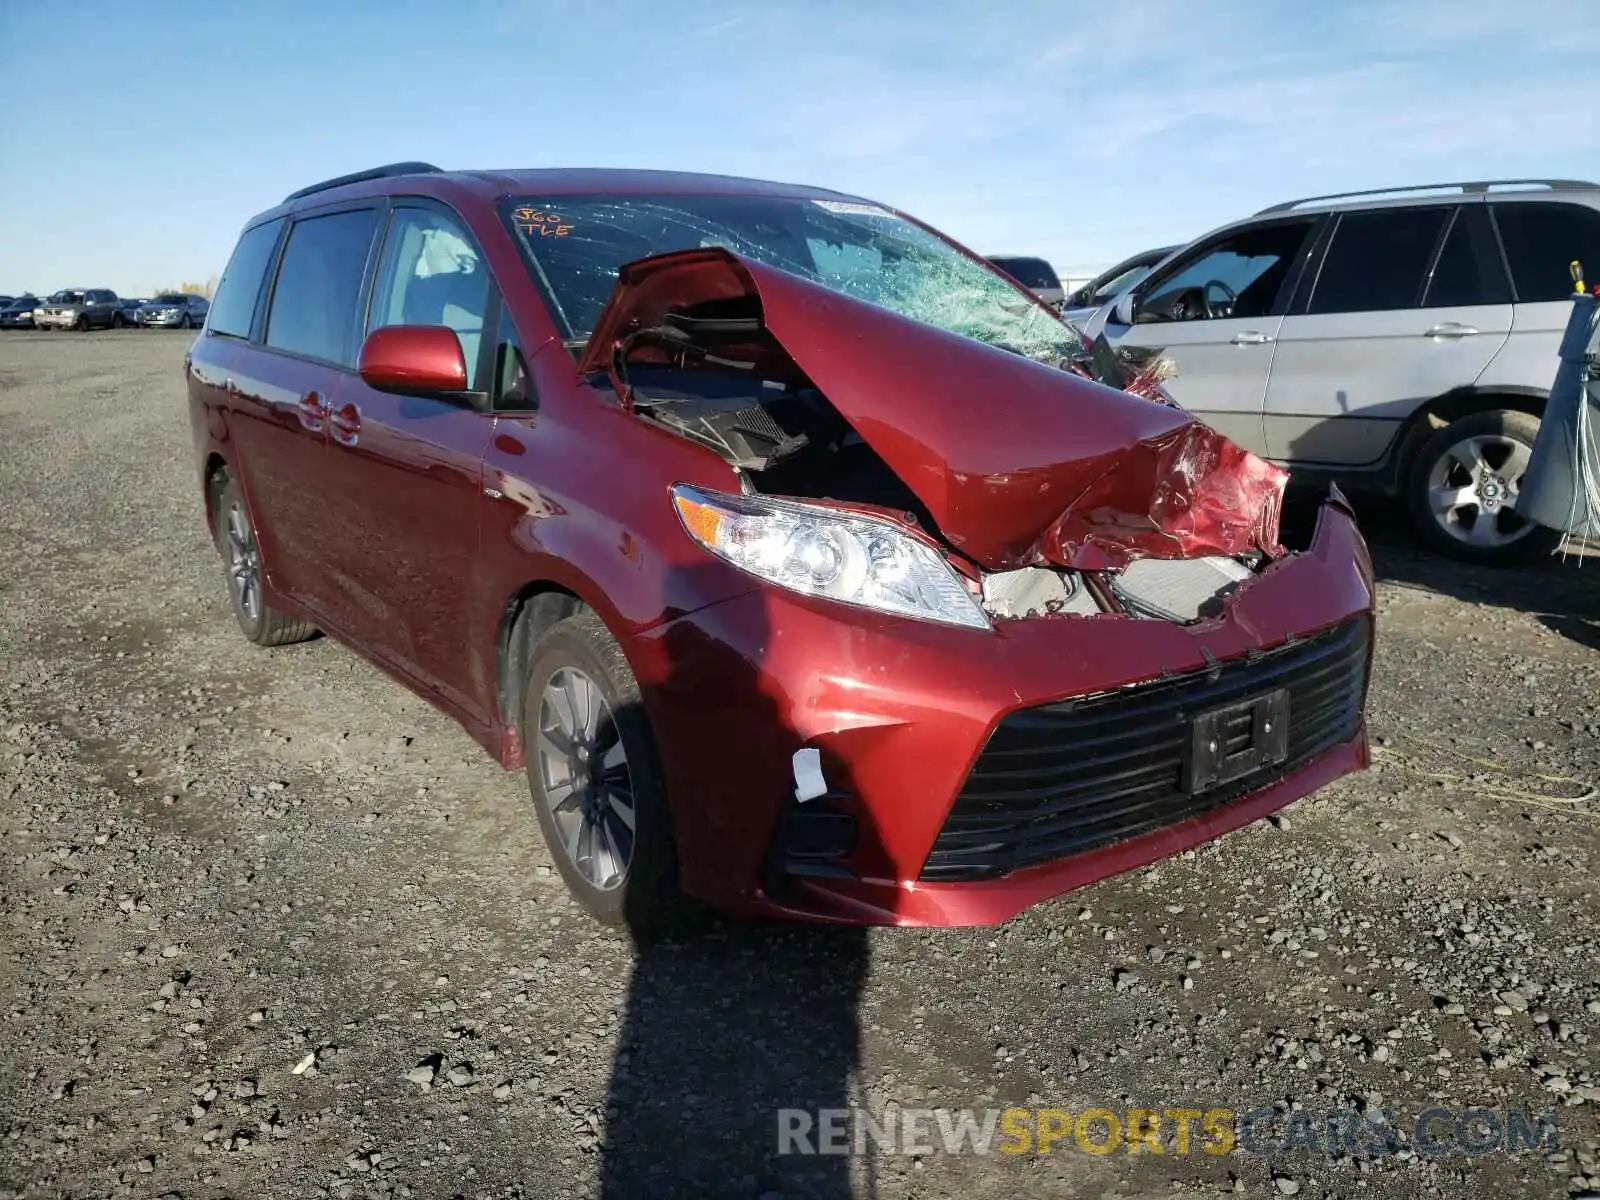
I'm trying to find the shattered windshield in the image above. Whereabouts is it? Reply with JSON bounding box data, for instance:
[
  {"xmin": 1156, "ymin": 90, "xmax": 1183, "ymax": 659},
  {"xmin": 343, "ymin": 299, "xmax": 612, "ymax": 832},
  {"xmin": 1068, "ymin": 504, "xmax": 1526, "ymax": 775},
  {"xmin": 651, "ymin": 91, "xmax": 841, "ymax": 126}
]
[{"xmin": 505, "ymin": 194, "xmax": 1083, "ymax": 365}]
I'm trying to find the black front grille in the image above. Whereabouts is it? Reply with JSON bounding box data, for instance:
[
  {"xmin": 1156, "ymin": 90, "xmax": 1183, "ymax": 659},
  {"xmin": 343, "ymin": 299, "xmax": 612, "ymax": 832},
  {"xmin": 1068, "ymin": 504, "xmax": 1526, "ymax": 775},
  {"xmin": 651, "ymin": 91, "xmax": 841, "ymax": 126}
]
[{"xmin": 920, "ymin": 617, "xmax": 1370, "ymax": 882}]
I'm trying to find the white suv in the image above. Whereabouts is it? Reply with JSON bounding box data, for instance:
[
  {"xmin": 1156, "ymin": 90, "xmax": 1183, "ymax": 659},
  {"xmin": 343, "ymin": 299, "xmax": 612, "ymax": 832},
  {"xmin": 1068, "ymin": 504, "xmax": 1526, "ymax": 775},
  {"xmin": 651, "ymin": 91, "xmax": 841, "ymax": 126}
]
[{"xmin": 1080, "ymin": 179, "xmax": 1600, "ymax": 565}]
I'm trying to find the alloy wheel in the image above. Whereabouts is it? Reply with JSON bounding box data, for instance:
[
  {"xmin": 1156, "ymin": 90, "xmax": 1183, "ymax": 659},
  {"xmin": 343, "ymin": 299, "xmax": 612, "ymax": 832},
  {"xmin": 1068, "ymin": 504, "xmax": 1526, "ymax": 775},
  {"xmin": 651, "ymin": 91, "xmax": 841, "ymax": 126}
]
[
  {"xmin": 535, "ymin": 666, "xmax": 635, "ymax": 891},
  {"xmin": 1426, "ymin": 432, "xmax": 1537, "ymax": 549},
  {"xmin": 225, "ymin": 501, "xmax": 262, "ymax": 624}
]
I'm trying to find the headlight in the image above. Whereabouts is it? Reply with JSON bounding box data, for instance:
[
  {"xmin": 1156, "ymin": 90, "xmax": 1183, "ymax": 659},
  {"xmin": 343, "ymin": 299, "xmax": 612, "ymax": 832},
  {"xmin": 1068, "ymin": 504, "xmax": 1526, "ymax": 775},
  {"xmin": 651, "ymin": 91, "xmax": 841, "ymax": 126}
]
[{"xmin": 671, "ymin": 483, "xmax": 989, "ymax": 630}]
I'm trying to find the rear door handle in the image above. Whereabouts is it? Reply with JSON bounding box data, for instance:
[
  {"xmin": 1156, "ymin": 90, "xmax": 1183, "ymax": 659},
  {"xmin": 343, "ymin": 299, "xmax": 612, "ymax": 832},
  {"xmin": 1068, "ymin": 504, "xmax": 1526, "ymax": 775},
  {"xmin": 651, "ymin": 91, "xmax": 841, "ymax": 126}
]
[
  {"xmin": 1425, "ymin": 323, "xmax": 1479, "ymax": 339},
  {"xmin": 330, "ymin": 401, "xmax": 361, "ymax": 447},
  {"xmin": 297, "ymin": 390, "xmax": 329, "ymax": 433},
  {"xmin": 1230, "ymin": 331, "xmax": 1274, "ymax": 346}
]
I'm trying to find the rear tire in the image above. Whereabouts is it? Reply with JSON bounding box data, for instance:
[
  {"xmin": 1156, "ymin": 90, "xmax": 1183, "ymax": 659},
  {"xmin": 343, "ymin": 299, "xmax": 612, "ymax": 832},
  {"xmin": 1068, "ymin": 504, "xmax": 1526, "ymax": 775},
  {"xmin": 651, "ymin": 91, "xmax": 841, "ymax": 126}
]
[
  {"xmin": 111, "ymin": 313, "xmax": 125, "ymax": 329},
  {"xmin": 211, "ymin": 473, "xmax": 318, "ymax": 646},
  {"xmin": 521, "ymin": 610, "xmax": 685, "ymax": 931},
  {"xmin": 1406, "ymin": 408, "xmax": 1563, "ymax": 566}
]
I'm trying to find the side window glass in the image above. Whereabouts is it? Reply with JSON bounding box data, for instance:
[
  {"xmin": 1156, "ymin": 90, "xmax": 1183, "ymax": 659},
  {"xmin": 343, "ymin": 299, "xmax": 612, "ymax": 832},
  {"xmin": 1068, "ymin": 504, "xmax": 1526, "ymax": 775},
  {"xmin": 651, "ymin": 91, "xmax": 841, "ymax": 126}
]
[
  {"xmin": 265, "ymin": 209, "xmax": 379, "ymax": 365},
  {"xmin": 1140, "ymin": 220, "xmax": 1315, "ymax": 322},
  {"xmin": 1425, "ymin": 211, "xmax": 1512, "ymax": 308},
  {"xmin": 494, "ymin": 309, "xmax": 535, "ymax": 411},
  {"xmin": 210, "ymin": 219, "xmax": 284, "ymax": 338},
  {"xmin": 369, "ymin": 207, "xmax": 490, "ymax": 389},
  {"xmin": 1307, "ymin": 207, "xmax": 1449, "ymax": 314},
  {"xmin": 1494, "ymin": 202, "xmax": 1600, "ymax": 303}
]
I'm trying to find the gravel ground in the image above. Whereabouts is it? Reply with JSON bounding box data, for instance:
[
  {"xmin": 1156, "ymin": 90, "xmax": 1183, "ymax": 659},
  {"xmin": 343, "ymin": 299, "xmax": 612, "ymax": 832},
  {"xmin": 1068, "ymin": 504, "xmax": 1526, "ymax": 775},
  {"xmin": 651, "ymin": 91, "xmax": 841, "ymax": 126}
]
[{"xmin": 1, "ymin": 329, "xmax": 1597, "ymax": 1200}]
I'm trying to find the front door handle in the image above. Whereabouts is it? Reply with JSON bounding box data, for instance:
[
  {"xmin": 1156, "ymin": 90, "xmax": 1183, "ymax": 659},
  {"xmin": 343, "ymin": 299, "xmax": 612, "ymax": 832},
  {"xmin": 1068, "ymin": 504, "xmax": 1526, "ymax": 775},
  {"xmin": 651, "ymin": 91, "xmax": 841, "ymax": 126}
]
[
  {"xmin": 296, "ymin": 390, "xmax": 329, "ymax": 433},
  {"xmin": 330, "ymin": 401, "xmax": 361, "ymax": 447},
  {"xmin": 1230, "ymin": 331, "xmax": 1274, "ymax": 346},
  {"xmin": 1425, "ymin": 323, "xmax": 1480, "ymax": 339}
]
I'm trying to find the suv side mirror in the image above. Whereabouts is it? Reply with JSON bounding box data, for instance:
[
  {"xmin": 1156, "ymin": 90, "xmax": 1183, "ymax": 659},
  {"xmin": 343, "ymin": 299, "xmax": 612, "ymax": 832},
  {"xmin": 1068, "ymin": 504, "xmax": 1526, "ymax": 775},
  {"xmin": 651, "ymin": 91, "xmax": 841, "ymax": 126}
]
[
  {"xmin": 358, "ymin": 325, "xmax": 469, "ymax": 397},
  {"xmin": 1110, "ymin": 291, "xmax": 1137, "ymax": 326}
]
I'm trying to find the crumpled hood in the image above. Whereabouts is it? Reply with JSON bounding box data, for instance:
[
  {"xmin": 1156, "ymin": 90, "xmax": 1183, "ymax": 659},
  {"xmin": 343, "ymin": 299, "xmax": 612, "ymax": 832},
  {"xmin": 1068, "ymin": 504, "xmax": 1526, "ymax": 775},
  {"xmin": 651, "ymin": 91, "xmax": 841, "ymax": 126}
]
[{"xmin": 579, "ymin": 247, "xmax": 1287, "ymax": 571}]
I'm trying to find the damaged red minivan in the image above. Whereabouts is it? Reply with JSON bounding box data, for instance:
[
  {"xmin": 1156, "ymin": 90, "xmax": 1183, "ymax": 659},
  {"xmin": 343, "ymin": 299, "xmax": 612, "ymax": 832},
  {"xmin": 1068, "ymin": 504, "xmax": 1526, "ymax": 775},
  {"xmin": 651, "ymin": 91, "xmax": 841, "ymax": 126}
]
[{"xmin": 187, "ymin": 164, "xmax": 1374, "ymax": 928}]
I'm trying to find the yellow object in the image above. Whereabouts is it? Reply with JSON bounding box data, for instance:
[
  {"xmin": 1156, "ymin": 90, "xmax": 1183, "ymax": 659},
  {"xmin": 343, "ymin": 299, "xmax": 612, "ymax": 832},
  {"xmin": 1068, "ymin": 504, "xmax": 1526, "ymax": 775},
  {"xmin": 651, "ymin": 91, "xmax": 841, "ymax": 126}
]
[{"xmin": 1573, "ymin": 260, "xmax": 1587, "ymax": 294}]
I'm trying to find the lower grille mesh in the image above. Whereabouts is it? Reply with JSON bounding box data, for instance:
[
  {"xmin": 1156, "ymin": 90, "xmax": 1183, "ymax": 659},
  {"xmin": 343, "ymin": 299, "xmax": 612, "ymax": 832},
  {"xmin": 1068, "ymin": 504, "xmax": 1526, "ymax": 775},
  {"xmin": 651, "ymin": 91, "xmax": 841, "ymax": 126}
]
[{"xmin": 920, "ymin": 618, "xmax": 1370, "ymax": 882}]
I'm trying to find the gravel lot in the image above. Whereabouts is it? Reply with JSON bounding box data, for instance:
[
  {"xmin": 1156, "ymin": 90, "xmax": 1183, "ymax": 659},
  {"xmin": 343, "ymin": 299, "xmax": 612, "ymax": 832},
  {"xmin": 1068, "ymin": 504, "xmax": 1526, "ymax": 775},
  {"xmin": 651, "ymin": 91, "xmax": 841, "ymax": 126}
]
[{"xmin": 1, "ymin": 329, "xmax": 1597, "ymax": 1200}]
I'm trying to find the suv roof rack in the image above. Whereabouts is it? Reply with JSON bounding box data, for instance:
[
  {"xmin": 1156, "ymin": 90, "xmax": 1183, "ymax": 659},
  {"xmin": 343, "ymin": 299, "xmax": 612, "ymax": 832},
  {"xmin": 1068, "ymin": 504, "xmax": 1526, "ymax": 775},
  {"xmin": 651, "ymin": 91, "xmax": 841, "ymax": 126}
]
[
  {"xmin": 1257, "ymin": 179, "xmax": 1599, "ymax": 215},
  {"xmin": 283, "ymin": 161, "xmax": 443, "ymax": 203}
]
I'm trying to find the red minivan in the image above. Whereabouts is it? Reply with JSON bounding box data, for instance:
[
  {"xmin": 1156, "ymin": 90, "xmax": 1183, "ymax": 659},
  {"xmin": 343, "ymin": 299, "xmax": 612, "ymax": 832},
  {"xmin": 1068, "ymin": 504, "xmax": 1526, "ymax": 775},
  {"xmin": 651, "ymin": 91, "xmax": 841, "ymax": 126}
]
[{"xmin": 188, "ymin": 163, "xmax": 1374, "ymax": 929}]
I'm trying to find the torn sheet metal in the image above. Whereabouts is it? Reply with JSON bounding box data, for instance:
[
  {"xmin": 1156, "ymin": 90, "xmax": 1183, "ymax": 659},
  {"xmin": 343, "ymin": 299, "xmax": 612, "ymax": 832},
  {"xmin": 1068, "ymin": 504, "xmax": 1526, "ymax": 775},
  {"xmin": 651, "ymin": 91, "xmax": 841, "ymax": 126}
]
[{"xmin": 580, "ymin": 247, "xmax": 1287, "ymax": 571}]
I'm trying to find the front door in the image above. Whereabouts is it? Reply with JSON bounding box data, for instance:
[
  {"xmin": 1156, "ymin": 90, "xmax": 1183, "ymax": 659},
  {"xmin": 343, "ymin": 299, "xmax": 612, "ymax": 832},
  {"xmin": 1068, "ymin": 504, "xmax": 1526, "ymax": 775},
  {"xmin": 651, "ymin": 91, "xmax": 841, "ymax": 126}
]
[
  {"xmin": 319, "ymin": 203, "xmax": 498, "ymax": 721},
  {"xmin": 1098, "ymin": 217, "xmax": 1319, "ymax": 454}
]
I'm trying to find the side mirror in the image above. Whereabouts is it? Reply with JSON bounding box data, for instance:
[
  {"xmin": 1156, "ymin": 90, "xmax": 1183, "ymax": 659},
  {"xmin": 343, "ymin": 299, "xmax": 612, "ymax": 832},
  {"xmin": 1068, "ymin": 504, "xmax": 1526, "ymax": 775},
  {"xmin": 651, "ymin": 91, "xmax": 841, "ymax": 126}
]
[
  {"xmin": 1110, "ymin": 291, "xmax": 1137, "ymax": 326},
  {"xmin": 358, "ymin": 325, "xmax": 469, "ymax": 397}
]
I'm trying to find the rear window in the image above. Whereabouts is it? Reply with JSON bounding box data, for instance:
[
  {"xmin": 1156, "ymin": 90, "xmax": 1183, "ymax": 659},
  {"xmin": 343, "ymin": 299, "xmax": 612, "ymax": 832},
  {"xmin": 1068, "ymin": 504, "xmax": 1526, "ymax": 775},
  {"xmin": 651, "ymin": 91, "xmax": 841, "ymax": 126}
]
[
  {"xmin": 265, "ymin": 209, "xmax": 380, "ymax": 364},
  {"xmin": 1308, "ymin": 207, "xmax": 1449, "ymax": 314},
  {"xmin": 1493, "ymin": 202, "xmax": 1600, "ymax": 302},
  {"xmin": 210, "ymin": 219, "xmax": 284, "ymax": 339}
]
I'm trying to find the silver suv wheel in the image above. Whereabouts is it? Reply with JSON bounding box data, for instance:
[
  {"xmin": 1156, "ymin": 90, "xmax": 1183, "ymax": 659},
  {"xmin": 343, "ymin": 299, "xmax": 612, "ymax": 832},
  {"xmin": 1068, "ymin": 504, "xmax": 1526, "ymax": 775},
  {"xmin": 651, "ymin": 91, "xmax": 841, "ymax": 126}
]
[
  {"xmin": 1407, "ymin": 408, "xmax": 1562, "ymax": 566},
  {"xmin": 1425, "ymin": 431, "xmax": 1535, "ymax": 549}
]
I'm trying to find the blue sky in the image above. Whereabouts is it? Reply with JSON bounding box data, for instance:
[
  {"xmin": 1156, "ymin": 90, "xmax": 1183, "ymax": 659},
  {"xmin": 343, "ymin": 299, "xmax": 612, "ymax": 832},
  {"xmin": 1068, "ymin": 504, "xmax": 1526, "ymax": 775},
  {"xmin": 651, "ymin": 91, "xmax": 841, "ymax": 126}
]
[{"xmin": 1, "ymin": 0, "xmax": 1595, "ymax": 296}]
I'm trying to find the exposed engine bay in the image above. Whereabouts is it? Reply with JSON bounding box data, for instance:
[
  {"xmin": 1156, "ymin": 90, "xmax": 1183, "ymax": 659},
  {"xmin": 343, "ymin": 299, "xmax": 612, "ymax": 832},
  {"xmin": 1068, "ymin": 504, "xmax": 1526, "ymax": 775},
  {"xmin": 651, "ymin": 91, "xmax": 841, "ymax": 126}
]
[
  {"xmin": 590, "ymin": 249, "xmax": 1291, "ymax": 627},
  {"xmin": 608, "ymin": 303, "xmax": 933, "ymax": 523}
]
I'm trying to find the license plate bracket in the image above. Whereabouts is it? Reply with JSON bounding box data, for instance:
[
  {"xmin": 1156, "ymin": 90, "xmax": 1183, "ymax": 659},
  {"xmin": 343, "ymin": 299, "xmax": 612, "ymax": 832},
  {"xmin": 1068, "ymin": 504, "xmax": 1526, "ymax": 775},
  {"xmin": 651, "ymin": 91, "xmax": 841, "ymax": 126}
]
[{"xmin": 1185, "ymin": 688, "xmax": 1290, "ymax": 793}]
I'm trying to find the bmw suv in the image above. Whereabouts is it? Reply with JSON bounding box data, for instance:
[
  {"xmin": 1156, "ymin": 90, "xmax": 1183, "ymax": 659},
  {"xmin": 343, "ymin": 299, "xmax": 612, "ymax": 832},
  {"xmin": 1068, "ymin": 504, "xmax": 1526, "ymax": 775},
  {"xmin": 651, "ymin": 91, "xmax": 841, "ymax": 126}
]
[
  {"xmin": 1080, "ymin": 180, "xmax": 1600, "ymax": 565},
  {"xmin": 187, "ymin": 162, "xmax": 1373, "ymax": 928}
]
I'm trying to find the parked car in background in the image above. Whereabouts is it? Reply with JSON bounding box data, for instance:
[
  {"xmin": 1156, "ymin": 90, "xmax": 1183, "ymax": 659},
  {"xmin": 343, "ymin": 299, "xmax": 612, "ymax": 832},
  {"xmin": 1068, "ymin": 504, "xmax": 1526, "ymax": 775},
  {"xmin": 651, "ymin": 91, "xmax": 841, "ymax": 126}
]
[
  {"xmin": 986, "ymin": 255, "xmax": 1064, "ymax": 308},
  {"xmin": 188, "ymin": 162, "xmax": 1373, "ymax": 930},
  {"xmin": 0, "ymin": 295, "xmax": 38, "ymax": 329},
  {"xmin": 137, "ymin": 292, "xmax": 209, "ymax": 329},
  {"xmin": 0, "ymin": 296, "xmax": 12, "ymax": 309},
  {"xmin": 33, "ymin": 288, "xmax": 126, "ymax": 330},
  {"xmin": 119, "ymin": 297, "xmax": 148, "ymax": 324},
  {"xmin": 1079, "ymin": 179, "xmax": 1600, "ymax": 565},
  {"xmin": 1060, "ymin": 244, "xmax": 1178, "ymax": 326}
]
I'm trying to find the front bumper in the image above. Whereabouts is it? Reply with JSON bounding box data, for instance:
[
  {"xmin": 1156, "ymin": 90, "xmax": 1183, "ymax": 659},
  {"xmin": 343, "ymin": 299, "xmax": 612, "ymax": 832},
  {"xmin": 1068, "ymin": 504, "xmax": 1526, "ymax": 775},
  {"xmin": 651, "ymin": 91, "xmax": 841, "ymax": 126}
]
[
  {"xmin": 137, "ymin": 311, "xmax": 184, "ymax": 327},
  {"xmin": 627, "ymin": 492, "xmax": 1375, "ymax": 926},
  {"xmin": 32, "ymin": 311, "xmax": 78, "ymax": 328},
  {"xmin": 0, "ymin": 315, "xmax": 33, "ymax": 328}
]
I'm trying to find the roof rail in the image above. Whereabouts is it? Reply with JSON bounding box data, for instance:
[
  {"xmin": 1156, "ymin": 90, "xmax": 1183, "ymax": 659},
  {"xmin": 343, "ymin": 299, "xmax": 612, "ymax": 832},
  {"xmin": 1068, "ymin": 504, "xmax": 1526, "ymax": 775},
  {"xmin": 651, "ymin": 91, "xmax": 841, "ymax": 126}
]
[
  {"xmin": 1256, "ymin": 179, "xmax": 1599, "ymax": 215},
  {"xmin": 283, "ymin": 161, "xmax": 443, "ymax": 203}
]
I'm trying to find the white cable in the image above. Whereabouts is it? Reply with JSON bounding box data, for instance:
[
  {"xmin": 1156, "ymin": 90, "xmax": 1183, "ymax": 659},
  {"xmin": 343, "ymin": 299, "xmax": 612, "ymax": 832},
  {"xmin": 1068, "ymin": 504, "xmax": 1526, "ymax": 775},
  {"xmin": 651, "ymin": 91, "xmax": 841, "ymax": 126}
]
[{"xmin": 1558, "ymin": 306, "xmax": 1600, "ymax": 558}]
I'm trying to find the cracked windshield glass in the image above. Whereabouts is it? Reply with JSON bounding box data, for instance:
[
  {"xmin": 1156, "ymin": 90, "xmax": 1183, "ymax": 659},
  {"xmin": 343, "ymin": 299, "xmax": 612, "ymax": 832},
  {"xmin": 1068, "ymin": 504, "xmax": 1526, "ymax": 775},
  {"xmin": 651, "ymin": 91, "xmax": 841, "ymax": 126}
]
[{"xmin": 506, "ymin": 194, "xmax": 1083, "ymax": 365}]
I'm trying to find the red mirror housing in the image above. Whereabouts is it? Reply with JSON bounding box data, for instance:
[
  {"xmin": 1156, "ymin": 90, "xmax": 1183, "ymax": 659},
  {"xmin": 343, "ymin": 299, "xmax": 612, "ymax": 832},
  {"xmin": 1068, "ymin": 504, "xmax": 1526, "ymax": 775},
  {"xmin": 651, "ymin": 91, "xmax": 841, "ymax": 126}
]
[{"xmin": 358, "ymin": 325, "xmax": 469, "ymax": 396}]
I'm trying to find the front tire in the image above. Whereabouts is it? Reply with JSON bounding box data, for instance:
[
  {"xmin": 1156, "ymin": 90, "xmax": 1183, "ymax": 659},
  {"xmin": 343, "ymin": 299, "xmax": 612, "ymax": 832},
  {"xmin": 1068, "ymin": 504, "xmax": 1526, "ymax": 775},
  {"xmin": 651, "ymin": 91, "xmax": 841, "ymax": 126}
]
[
  {"xmin": 74, "ymin": 315, "xmax": 89, "ymax": 331},
  {"xmin": 211, "ymin": 474, "xmax": 317, "ymax": 646},
  {"xmin": 522, "ymin": 610, "xmax": 683, "ymax": 930},
  {"xmin": 1406, "ymin": 409, "xmax": 1562, "ymax": 566}
]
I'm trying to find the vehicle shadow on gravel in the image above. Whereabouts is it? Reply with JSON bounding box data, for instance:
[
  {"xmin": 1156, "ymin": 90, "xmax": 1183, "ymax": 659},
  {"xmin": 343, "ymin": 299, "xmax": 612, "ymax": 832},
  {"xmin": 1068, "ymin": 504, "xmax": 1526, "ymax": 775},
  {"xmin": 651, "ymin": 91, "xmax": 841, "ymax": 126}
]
[
  {"xmin": 599, "ymin": 577, "xmax": 874, "ymax": 1199},
  {"xmin": 1289, "ymin": 492, "xmax": 1600, "ymax": 649},
  {"xmin": 600, "ymin": 923, "xmax": 869, "ymax": 1197}
]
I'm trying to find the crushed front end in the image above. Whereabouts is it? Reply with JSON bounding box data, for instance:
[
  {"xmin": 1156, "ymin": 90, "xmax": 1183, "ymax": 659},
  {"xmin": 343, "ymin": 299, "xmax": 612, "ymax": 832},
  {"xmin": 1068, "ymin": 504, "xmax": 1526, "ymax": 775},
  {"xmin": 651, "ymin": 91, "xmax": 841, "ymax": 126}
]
[{"xmin": 583, "ymin": 246, "xmax": 1374, "ymax": 926}]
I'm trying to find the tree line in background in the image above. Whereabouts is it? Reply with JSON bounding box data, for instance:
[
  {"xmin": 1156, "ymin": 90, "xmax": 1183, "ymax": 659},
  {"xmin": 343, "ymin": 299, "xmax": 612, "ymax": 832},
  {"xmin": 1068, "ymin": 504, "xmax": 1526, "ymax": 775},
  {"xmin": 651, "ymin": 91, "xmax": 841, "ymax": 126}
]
[{"xmin": 151, "ymin": 279, "xmax": 218, "ymax": 299}]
